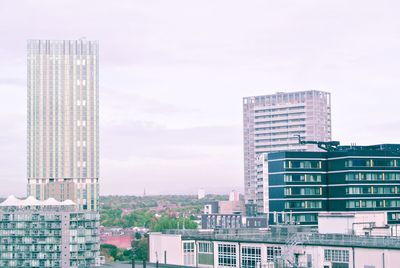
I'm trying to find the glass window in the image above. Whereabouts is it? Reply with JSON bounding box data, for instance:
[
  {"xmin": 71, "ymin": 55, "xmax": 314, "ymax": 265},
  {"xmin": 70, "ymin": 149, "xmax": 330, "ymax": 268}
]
[
  {"xmin": 218, "ymin": 244, "xmax": 236, "ymax": 267},
  {"xmin": 183, "ymin": 242, "xmax": 195, "ymax": 266},
  {"xmin": 286, "ymin": 160, "xmax": 321, "ymax": 169},
  {"xmin": 241, "ymin": 247, "xmax": 261, "ymax": 268},
  {"xmin": 198, "ymin": 242, "xmax": 213, "ymax": 253},
  {"xmin": 267, "ymin": 247, "xmax": 281, "ymax": 262},
  {"xmin": 284, "ymin": 174, "xmax": 322, "ymax": 182},
  {"xmin": 324, "ymin": 249, "xmax": 349, "ymax": 263}
]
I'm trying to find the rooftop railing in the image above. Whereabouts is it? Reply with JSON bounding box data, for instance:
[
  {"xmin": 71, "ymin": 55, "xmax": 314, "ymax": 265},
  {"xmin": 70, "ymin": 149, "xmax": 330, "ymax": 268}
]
[{"xmin": 163, "ymin": 228, "xmax": 400, "ymax": 249}]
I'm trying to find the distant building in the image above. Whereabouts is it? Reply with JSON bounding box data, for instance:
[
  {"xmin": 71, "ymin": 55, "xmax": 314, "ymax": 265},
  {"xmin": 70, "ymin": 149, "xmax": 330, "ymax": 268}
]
[
  {"xmin": 202, "ymin": 200, "xmax": 245, "ymax": 229},
  {"xmin": 243, "ymin": 91, "xmax": 332, "ymax": 208},
  {"xmin": 198, "ymin": 189, "xmax": 206, "ymax": 199},
  {"xmin": 0, "ymin": 195, "xmax": 100, "ymax": 268},
  {"xmin": 260, "ymin": 143, "xmax": 400, "ymax": 225},
  {"xmin": 218, "ymin": 201, "xmax": 245, "ymax": 215},
  {"xmin": 245, "ymin": 217, "xmax": 268, "ymax": 228},
  {"xmin": 201, "ymin": 214, "xmax": 242, "ymax": 229},
  {"xmin": 229, "ymin": 190, "xmax": 240, "ymax": 202},
  {"xmin": 203, "ymin": 202, "xmax": 219, "ymax": 214},
  {"xmin": 149, "ymin": 227, "xmax": 400, "ymax": 267},
  {"xmin": 27, "ymin": 39, "xmax": 99, "ymax": 211}
]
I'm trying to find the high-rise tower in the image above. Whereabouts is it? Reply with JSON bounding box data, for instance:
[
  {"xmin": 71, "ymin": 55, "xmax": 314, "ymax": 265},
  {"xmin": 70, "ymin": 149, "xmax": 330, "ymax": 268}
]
[
  {"xmin": 27, "ymin": 39, "xmax": 99, "ymax": 210},
  {"xmin": 243, "ymin": 90, "xmax": 331, "ymax": 207}
]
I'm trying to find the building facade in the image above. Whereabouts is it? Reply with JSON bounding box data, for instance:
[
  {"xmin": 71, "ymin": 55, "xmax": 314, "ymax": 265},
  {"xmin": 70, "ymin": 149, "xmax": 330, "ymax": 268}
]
[
  {"xmin": 201, "ymin": 214, "xmax": 243, "ymax": 229},
  {"xmin": 264, "ymin": 144, "xmax": 400, "ymax": 225},
  {"xmin": 27, "ymin": 39, "xmax": 99, "ymax": 210},
  {"xmin": 149, "ymin": 228, "xmax": 400, "ymax": 268},
  {"xmin": 243, "ymin": 91, "xmax": 331, "ymax": 207},
  {"xmin": 0, "ymin": 196, "xmax": 100, "ymax": 268}
]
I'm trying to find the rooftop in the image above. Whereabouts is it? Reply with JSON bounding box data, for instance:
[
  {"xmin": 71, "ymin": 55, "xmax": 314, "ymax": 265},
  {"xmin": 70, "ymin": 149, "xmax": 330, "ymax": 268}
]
[
  {"xmin": 161, "ymin": 226, "xmax": 400, "ymax": 250},
  {"xmin": 0, "ymin": 195, "xmax": 75, "ymax": 207}
]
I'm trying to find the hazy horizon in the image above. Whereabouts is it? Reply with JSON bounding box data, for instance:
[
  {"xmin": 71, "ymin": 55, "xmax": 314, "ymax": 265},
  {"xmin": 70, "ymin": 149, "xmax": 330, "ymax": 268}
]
[{"xmin": 0, "ymin": 0, "xmax": 399, "ymax": 196}]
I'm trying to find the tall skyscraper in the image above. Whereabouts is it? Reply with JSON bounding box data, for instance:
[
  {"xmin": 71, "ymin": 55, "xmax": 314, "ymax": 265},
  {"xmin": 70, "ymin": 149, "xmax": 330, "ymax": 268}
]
[
  {"xmin": 27, "ymin": 40, "xmax": 99, "ymax": 210},
  {"xmin": 243, "ymin": 91, "xmax": 331, "ymax": 206}
]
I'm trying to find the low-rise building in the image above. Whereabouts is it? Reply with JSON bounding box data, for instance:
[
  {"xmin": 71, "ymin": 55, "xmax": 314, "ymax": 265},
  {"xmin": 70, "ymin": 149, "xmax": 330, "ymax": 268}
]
[
  {"xmin": 149, "ymin": 227, "xmax": 400, "ymax": 268},
  {"xmin": 0, "ymin": 195, "xmax": 100, "ymax": 268}
]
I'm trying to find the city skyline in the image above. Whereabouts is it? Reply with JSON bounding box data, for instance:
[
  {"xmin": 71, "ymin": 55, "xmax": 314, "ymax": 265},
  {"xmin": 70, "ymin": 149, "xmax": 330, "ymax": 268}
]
[{"xmin": 1, "ymin": 0, "xmax": 400, "ymax": 196}]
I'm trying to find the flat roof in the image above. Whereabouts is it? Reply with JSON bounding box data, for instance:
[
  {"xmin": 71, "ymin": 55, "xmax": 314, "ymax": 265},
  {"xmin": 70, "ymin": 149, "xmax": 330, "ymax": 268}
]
[{"xmin": 161, "ymin": 228, "xmax": 400, "ymax": 250}]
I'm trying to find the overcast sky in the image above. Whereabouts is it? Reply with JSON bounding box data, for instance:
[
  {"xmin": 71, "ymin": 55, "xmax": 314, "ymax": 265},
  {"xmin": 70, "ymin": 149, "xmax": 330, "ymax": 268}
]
[{"xmin": 0, "ymin": 0, "xmax": 399, "ymax": 196}]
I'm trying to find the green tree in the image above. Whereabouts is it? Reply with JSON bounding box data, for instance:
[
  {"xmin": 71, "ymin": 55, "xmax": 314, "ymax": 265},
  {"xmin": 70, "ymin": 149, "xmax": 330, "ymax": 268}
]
[
  {"xmin": 134, "ymin": 232, "xmax": 142, "ymax": 240},
  {"xmin": 150, "ymin": 216, "xmax": 197, "ymax": 232},
  {"xmin": 132, "ymin": 238, "xmax": 148, "ymax": 261}
]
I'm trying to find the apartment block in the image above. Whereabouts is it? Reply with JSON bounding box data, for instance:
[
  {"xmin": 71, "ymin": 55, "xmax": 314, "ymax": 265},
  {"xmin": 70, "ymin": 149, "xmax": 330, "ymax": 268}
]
[
  {"xmin": 27, "ymin": 39, "xmax": 99, "ymax": 210},
  {"xmin": 0, "ymin": 195, "xmax": 100, "ymax": 268},
  {"xmin": 243, "ymin": 91, "xmax": 331, "ymax": 206}
]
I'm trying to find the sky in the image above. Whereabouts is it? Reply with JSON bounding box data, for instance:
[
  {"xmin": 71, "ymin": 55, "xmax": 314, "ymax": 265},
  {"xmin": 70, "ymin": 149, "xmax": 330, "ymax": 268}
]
[{"xmin": 0, "ymin": 0, "xmax": 399, "ymax": 196}]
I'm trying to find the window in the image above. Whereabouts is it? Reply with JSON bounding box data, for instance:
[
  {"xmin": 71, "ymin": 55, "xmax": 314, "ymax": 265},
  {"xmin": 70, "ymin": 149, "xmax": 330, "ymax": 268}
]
[
  {"xmin": 307, "ymin": 254, "xmax": 312, "ymax": 268},
  {"xmin": 346, "ymin": 187, "xmax": 360, "ymax": 194},
  {"xmin": 324, "ymin": 249, "xmax": 349, "ymax": 263},
  {"xmin": 198, "ymin": 242, "xmax": 213, "ymax": 253},
  {"xmin": 241, "ymin": 247, "xmax": 261, "ymax": 268},
  {"xmin": 198, "ymin": 242, "xmax": 213, "ymax": 266},
  {"xmin": 346, "ymin": 159, "xmax": 372, "ymax": 167},
  {"xmin": 286, "ymin": 160, "xmax": 321, "ymax": 169},
  {"xmin": 285, "ymin": 201, "xmax": 322, "ymax": 209},
  {"xmin": 386, "ymin": 173, "xmax": 400, "ymax": 181},
  {"xmin": 293, "ymin": 214, "xmax": 317, "ymax": 223},
  {"xmin": 345, "ymin": 172, "xmax": 399, "ymax": 182},
  {"xmin": 183, "ymin": 242, "xmax": 195, "ymax": 266},
  {"xmin": 284, "ymin": 174, "xmax": 322, "ymax": 182},
  {"xmin": 267, "ymin": 247, "xmax": 281, "ymax": 262},
  {"xmin": 218, "ymin": 244, "xmax": 236, "ymax": 267},
  {"xmin": 286, "ymin": 187, "xmax": 322, "ymax": 196},
  {"xmin": 390, "ymin": 213, "xmax": 400, "ymax": 220},
  {"xmin": 373, "ymin": 159, "xmax": 397, "ymax": 167},
  {"xmin": 387, "ymin": 200, "xmax": 400, "ymax": 208}
]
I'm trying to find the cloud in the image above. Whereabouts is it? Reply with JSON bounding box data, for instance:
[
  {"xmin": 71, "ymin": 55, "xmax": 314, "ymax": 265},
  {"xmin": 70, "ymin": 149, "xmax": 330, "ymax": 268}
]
[
  {"xmin": 0, "ymin": 0, "xmax": 400, "ymax": 195},
  {"xmin": 101, "ymin": 120, "xmax": 242, "ymax": 159},
  {"xmin": 0, "ymin": 78, "xmax": 25, "ymax": 86}
]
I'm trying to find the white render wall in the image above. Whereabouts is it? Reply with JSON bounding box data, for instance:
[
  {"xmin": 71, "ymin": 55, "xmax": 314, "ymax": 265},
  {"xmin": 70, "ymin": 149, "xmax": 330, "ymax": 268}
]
[
  {"xmin": 149, "ymin": 232, "xmax": 400, "ymax": 268},
  {"xmin": 243, "ymin": 91, "xmax": 331, "ymax": 204},
  {"xmin": 318, "ymin": 212, "xmax": 388, "ymax": 236},
  {"xmin": 149, "ymin": 233, "xmax": 184, "ymax": 265}
]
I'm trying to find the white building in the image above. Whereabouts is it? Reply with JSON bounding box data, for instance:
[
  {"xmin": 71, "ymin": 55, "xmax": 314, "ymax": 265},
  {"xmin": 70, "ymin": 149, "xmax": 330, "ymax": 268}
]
[
  {"xmin": 198, "ymin": 189, "xmax": 206, "ymax": 199},
  {"xmin": 149, "ymin": 228, "xmax": 400, "ymax": 268},
  {"xmin": 243, "ymin": 91, "xmax": 332, "ymax": 205},
  {"xmin": 229, "ymin": 190, "xmax": 240, "ymax": 202},
  {"xmin": 27, "ymin": 39, "xmax": 99, "ymax": 211}
]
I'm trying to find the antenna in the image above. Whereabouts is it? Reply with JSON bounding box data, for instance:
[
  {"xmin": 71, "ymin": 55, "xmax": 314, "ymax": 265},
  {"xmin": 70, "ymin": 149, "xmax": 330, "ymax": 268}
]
[{"xmin": 294, "ymin": 135, "xmax": 340, "ymax": 152}]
